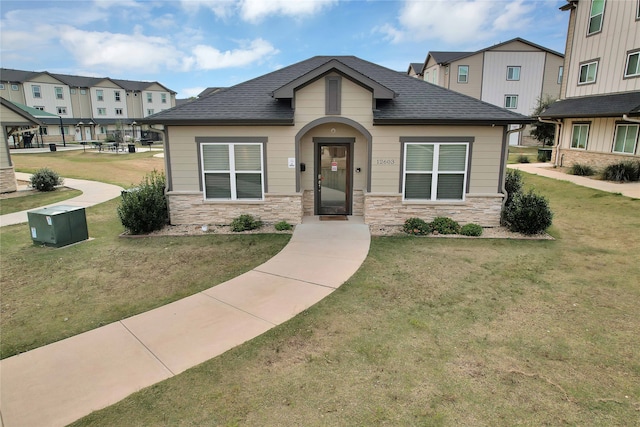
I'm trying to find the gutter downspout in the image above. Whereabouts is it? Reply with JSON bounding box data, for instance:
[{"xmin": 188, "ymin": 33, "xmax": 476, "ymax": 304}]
[
  {"xmin": 622, "ymin": 114, "xmax": 640, "ymax": 124},
  {"xmin": 538, "ymin": 117, "xmax": 562, "ymax": 166}
]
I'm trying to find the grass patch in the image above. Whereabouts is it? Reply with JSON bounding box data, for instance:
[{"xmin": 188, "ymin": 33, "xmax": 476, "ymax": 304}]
[
  {"xmin": 11, "ymin": 150, "xmax": 164, "ymax": 188},
  {"xmin": 507, "ymin": 146, "xmax": 538, "ymax": 164},
  {"xmin": 0, "ymin": 187, "xmax": 82, "ymax": 215},
  {"xmin": 69, "ymin": 174, "xmax": 640, "ymax": 426}
]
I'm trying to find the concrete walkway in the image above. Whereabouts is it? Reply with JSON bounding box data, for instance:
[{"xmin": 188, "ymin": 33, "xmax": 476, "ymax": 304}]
[
  {"xmin": 0, "ymin": 217, "xmax": 371, "ymax": 427},
  {"xmin": 0, "ymin": 173, "xmax": 123, "ymax": 227},
  {"xmin": 508, "ymin": 162, "xmax": 640, "ymax": 199}
]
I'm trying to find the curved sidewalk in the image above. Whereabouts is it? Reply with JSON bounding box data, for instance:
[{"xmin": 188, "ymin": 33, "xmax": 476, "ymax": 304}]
[
  {"xmin": 508, "ymin": 162, "xmax": 640, "ymax": 199},
  {"xmin": 0, "ymin": 217, "xmax": 371, "ymax": 427},
  {"xmin": 0, "ymin": 172, "xmax": 124, "ymax": 227}
]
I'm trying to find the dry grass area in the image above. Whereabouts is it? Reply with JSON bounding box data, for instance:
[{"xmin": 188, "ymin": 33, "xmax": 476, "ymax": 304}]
[
  {"xmin": 69, "ymin": 174, "xmax": 640, "ymax": 426},
  {"xmin": 11, "ymin": 150, "xmax": 164, "ymax": 188},
  {"xmin": 0, "ymin": 187, "xmax": 82, "ymax": 215}
]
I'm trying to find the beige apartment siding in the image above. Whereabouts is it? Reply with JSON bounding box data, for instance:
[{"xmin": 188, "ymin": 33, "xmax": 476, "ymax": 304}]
[
  {"xmin": 491, "ymin": 40, "xmax": 542, "ymax": 52},
  {"xmin": 541, "ymin": 53, "xmax": 564, "ymax": 101},
  {"xmin": 561, "ymin": 6, "xmax": 577, "ymax": 98},
  {"xmin": 565, "ymin": 0, "xmax": 640, "ymax": 97},
  {"xmin": 0, "ymin": 84, "xmax": 26, "ymax": 104},
  {"xmin": 69, "ymin": 90, "xmax": 93, "ymax": 118},
  {"xmin": 92, "ymin": 84, "xmax": 128, "ymax": 119},
  {"xmin": 24, "ymin": 82, "xmax": 73, "ymax": 117},
  {"xmin": 30, "ymin": 74, "xmax": 65, "ymax": 85},
  {"xmin": 368, "ymin": 125, "xmax": 504, "ymax": 194},
  {"xmin": 481, "ymin": 51, "xmax": 546, "ymax": 116},
  {"xmin": 448, "ymin": 54, "xmax": 483, "ymax": 99},
  {"xmin": 561, "ymin": 117, "xmax": 640, "ymax": 159}
]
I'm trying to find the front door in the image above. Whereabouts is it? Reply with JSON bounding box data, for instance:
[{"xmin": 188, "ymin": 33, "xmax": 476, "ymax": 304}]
[
  {"xmin": 85, "ymin": 127, "xmax": 92, "ymax": 140},
  {"xmin": 316, "ymin": 143, "xmax": 351, "ymax": 215}
]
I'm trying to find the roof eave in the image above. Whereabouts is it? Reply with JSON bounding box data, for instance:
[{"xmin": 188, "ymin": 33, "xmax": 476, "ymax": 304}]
[
  {"xmin": 373, "ymin": 118, "xmax": 535, "ymax": 126},
  {"xmin": 137, "ymin": 118, "xmax": 295, "ymax": 126}
]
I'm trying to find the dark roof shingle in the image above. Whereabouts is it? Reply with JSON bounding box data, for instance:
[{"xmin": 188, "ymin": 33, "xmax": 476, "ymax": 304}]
[
  {"xmin": 144, "ymin": 56, "xmax": 532, "ymax": 125},
  {"xmin": 540, "ymin": 92, "xmax": 640, "ymax": 118}
]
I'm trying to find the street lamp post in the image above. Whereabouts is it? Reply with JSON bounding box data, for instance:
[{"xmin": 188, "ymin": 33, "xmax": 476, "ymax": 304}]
[{"xmin": 59, "ymin": 116, "xmax": 66, "ymax": 147}]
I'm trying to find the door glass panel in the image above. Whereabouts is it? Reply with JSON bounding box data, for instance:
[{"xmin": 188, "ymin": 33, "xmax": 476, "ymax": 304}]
[{"xmin": 319, "ymin": 144, "xmax": 348, "ymax": 215}]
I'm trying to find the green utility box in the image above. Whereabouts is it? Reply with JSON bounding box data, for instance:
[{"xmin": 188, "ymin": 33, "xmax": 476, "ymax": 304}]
[{"xmin": 27, "ymin": 205, "xmax": 88, "ymax": 247}]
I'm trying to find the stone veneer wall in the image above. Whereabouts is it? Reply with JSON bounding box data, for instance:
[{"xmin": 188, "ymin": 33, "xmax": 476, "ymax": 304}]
[
  {"xmin": 364, "ymin": 193, "xmax": 504, "ymax": 227},
  {"xmin": 167, "ymin": 192, "xmax": 303, "ymax": 225},
  {"xmin": 555, "ymin": 148, "xmax": 639, "ymax": 169},
  {"xmin": 302, "ymin": 190, "xmax": 314, "ymax": 216},
  {"xmin": 0, "ymin": 166, "xmax": 17, "ymax": 193},
  {"xmin": 302, "ymin": 189, "xmax": 365, "ymax": 216}
]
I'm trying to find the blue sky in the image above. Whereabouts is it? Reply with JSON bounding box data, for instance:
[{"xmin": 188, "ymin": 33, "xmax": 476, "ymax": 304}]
[{"xmin": 1, "ymin": 0, "xmax": 569, "ymax": 98}]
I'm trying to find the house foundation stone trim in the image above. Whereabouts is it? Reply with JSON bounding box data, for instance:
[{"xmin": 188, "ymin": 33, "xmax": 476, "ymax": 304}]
[
  {"xmin": 364, "ymin": 193, "xmax": 504, "ymax": 227},
  {"xmin": 556, "ymin": 148, "xmax": 639, "ymax": 169},
  {"xmin": 0, "ymin": 167, "xmax": 17, "ymax": 193},
  {"xmin": 167, "ymin": 192, "xmax": 303, "ymax": 225}
]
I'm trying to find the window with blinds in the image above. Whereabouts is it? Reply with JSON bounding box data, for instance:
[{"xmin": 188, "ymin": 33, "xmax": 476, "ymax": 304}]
[
  {"xmin": 201, "ymin": 143, "xmax": 264, "ymax": 200},
  {"xmin": 403, "ymin": 143, "xmax": 468, "ymax": 201}
]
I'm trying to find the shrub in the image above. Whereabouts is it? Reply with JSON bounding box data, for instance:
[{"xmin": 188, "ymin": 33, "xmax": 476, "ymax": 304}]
[
  {"xmin": 502, "ymin": 189, "xmax": 553, "ymax": 235},
  {"xmin": 117, "ymin": 170, "xmax": 167, "ymax": 234},
  {"xmin": 429, "ymin": 217, "xmax": 461, "ymax": 235},
  {"xmin": 517, "ymin": 154, "xmax": 530, "ymax": 163},
  {"xmin": 602, "ymin": 161, "xmax": 640, "ymax": 182},
  {"xmin": 569, "ymin": 163, "xmax": 596, "ymax": 176},
  {"xmin": 402, "ymin": 217, "xmax": 430, "ymax": 235},
  {"xmin": 460, "ymin": 223, "xmax": 483, "ymax": 237},
  {"xmin": 536, "ymin": 151, "xmax": 549, "ymax": 162},
  {"xmin": 274, "ymin": 221, "xmax": 293, "ymax": 231},
  {"xmin": 230, "ymin": 214, "xmax": 263, "ymax": 232},
  {"xmin": 504, "ymin": 169, "xmax": 523, "ymax": 208},
  {"xmin": 30, "ymin": 168, "xmax": 63, "ymax": 192}
]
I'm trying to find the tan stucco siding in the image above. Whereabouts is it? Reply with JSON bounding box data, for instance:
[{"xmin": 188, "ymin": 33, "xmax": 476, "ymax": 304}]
[{"xmin": 448, "ymin": 54, "xmax": 483, "ymax": 99}]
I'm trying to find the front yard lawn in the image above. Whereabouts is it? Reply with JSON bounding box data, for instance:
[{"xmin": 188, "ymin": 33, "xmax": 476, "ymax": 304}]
[{"xmin": 0, "ymin": 187, "xmax": 82, "ymax": 215}]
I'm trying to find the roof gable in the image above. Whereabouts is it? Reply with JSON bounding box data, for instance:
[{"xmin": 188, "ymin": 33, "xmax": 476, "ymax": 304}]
[
  {"xmin": 0, "ymin": 99, "xmax": 46, "ymax": 124},
  {"xmin": 272, "ymin": 58, "xmax": 396, "ymax": 100}
]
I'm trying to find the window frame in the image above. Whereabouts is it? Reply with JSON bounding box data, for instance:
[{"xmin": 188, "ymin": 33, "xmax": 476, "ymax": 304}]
[
  {"xmin": 147, "ymin": 109, "xmax": 154, "ymax": 116},
  {"xmin": 624, "ymin": 49, "xmax": 640, "ymax": 79},
  {"xmin": 115, "ymin": 108, "xmax": 123, "ymax": 115},
  {"xmin": 11, "ymin": 84, "xmax": 19, "ymax": 91},
  {"xmin": 578, "ymin": 60, "xmax": 599, "ymax": 85},
  {"xmin": 199, "ymin": 140, "xmax": 266, "ymax": 201},
  {"xmin": 161, "ymin": 93, "xmax": 167, "ymax": 104},
  {"xmin": 587, "ymin": 0, "xmax": 606, "ymax": 36},
  {"xmin": 80, "ymin": 89, "xmax": 87, "ymax": 95},
  {"xmin": 0, "ymin": 83, "xmax": 6, "ymax": 90},
  {"xmin": 57, "ymin": 106, "xmax": 67, "ymax": 115},
  {"xmin": 96, "ymin": 89, "xmax": 104, "ymax": 101},
  {"xmin": 147, "ymin": 92, "xmax": 153, "ymax": 103},
  {"xmin": 506, "ymin": 66, "xmax": 521, "ymax": 81},
  {"xmin": 32, "ymin": 85, "xmax": 41, "ymax": 98},
  {"xmin": 504, "ymin": 95, "xmax": 518, "ymax": 109},
  {"xmin": 558, "ymin": 66, "xmax": 564, "ymax": 84},
  {"xmin": 401, "ymin": 140, "xmax": 470, "ymax": 202},
  {"xmin": 637, "ymin": 0, "xmax": 640, "ymax": 20},
  {"xmin": 115, "ymin": 91, "xmax": 121, "ymax": 101},
  {"xmin": 34, "ymin": 106, "xmax": 45, "ymax": 111},
  {"xmin": 55, "ymin": 86, "xmax": 63, "ymax": 100},
  {"xmin": 612, "ymin": 123, "xmax": 639, "ymax": 154},
  {"xmin": 97, "ymin": 108, "xmax": 106, "ymax": 116},
  {"xmin": 571, "ymin": 123, "xmax": 590, "ymax": 150},
  {"xmin": 457, "ymin": 65, "xmax": 469, "ymax": 84}
]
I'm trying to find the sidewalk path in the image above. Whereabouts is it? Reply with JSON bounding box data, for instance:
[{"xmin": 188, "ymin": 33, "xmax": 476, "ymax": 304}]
[
  {"xmin": 0, "ymin": 217, "xmax": 371, "ymax": 427},
  {"xmin": 508, "ymin": 162, "xmax": 640, "ymax": 199},
  {"xmin": 0, "ymin": 173, "xmax": 123, "ymax": 227}
]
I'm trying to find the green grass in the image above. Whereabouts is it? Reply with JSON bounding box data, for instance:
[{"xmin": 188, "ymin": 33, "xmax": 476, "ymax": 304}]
[
  {"xmin": 65, "ymin": 174, "xmax": 639, "ymax": 426},
  {"xmin": 507, "ymin": 146, "xmax": 539, "ymax": 164},
  {"xmin": 0, "ymin": 188, "xmax": 82, "ymax": 215}
]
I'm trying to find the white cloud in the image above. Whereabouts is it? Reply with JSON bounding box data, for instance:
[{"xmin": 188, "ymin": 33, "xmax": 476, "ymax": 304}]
[
  {"xmin": 189, "ymin": 38, "xmax": 279, "ymax": 70},
  {"xmin": 181, "ymin": 0, "xmax": 338, "ymax": 22},
  {"xmin": 379, "ymin": 0, "xmax": 534, "ymax": 46},
  {"xmin": 180, "ymin": 87, "xmax": 207, "ymax": 98}
]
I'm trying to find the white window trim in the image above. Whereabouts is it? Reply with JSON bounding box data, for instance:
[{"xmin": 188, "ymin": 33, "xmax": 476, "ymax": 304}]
[
  {"xmin": 0, "ymin": 83, "xmax": 5, "ymax": 90},
  {"xmin": 55, "ymin": 87, "xmax": 64, "ymax": 100},
  {"xmin": 402, "ymin": 142, "xmax": 469, "ymax": 202},
  {"xmin": 624, "ymin": 51, "xmax": 640, "ymax": 78},
  {"xmin": 147, "ymin": 93, "xmax": 153, "ymax": 103},
  {"xmin": 115, "ymin": 91, "xmax": 121, "ymax": 101},
  {"xmin": 11, "ymin": 84, "xmax": 19, "ymax": 91},
  {"xmin": 504, "ymin": 95, "xmax": 518, "ymax": 109},
  {"xmin": 97, "ymin": 108, "xmax": 106, "ymax": 116},
  {"xmin": 558, "ymin": 66, "xmax": 564, "ymax": 84},
  {"xmin": 506, "ymin": 66, "xmax": 521, "ymax": 81},
  {"xmin": 96, "ymin": 89, "xmax": 104, "ymax": 101},
  {"xmin": 587, "ymin": 0, "xmax": 606, "ymax": 35},
  {"xmin": 457, "ymin": 66, "xmax": 469, "ymax": 84},
  {"xmin": 32, "ymin": 85, "xmax": 41, "ymax": 98},
  {"xmin": 161, "ymin": 94, "xmax": 167, "ymax": 104},
  {"xmin": 200, "ymin": 142, "xmax": 265, "ymax": 201},
  {"xmin": 115, "ymin": 108, "xmax": 123, "ymax": 115},
  {"xmin": 578, "ymin": 61, "xmax": 598, "ymax": 85},
  {"xmin": 571, "ymin": 123, "xmax": 590, "ymax": 150},
  {"xmin": 612, "ymin": 124, "xmax": 639, "ymax": 154}
]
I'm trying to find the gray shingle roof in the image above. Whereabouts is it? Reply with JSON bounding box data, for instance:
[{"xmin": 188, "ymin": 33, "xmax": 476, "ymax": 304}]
[
  {"xmin": 540, "ymin": 92, "xmax": 640, "ymax": 118},
  {"xmin": 428, "ymin": 51, "xmax": 473, "ymax": 65},
  {"xmin": 408, "ymin": 63, "xmax": 424, "ymax": 74},
  {"xmin": 144, "ymin": 56, "xmax": 532, "ymax": 126}
]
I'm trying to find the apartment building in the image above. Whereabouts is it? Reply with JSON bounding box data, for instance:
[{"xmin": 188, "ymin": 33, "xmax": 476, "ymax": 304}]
[
  {"xmin": 0, "ymin": 68, "xmax": 176, "ymax": 143},
  {"xmin": 415, "ymin": 38, "xmax": 565, "ymax": 145},
  {"xmin": 540, "ymin": 0, "xmax": 640, "ymax": 168}
]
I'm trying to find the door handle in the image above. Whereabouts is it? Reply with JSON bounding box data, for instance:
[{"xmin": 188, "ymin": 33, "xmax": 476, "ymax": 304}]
[{"xmin": 318, "ymin": 174, "xmax": 322, "ymax": 190}]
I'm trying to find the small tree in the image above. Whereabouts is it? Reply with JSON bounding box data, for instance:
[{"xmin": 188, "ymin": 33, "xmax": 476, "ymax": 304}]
[{"xmin": 530, "ymin": 96, "xmax": 557, "ymax": 146}]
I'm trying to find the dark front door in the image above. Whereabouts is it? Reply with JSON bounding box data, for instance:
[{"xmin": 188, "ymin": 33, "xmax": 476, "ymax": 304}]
[{"xmin": 316, "ymin": 143, "xmax": 351, "ymax": 215}]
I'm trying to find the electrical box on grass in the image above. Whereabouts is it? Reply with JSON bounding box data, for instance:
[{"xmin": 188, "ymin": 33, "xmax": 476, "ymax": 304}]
[{"xmin": 27, "ymin": 205, "xmax": 89, "ymax": 248}]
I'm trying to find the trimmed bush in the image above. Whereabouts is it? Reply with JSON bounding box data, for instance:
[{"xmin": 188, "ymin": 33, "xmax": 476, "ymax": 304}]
[
  {"xmin": 517, "ymin": 154, "xmax": 531, "ymax": 163},
  {"xmin": 537, "ymin": 151, "xmax": 549, "ymax": 162},
  {"xmin": 429, "ymin": 217, "xmax": 461, "ymax": 235},
  {"xmin": 460, "ymin": 223, "xmax": 483, "ymax": 237},
  {"xmin": 30, "ymin": 168, "xmax": 63, "ymax": 192},
  {"xmin": 117, "ymin": 170, "xmax": 167, "ymax": 234},
  {"xmin": 602, "ymin": 161, "xmax": 640, "ymax": 182},
  {"xmin": 502, "ymin": 189, "xmax": 553, "ymax": 235},
  {"xmin": 402, "ymin": 217, "xmax": 430, "ymax": 235},
  {"xmin": 569, "ymin": 163, "xmax": 596, "ymax": 176},
  {"xmin": 274, "ymin": 221, "xmax": 293, "ymax": 231},
  {"xmin": 230, "ymin": 214, "xmax": 263, "ymax": 232},
  {"xmin": 504, "ymin": 169, "xmax": 523, "ymax": 207}
]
